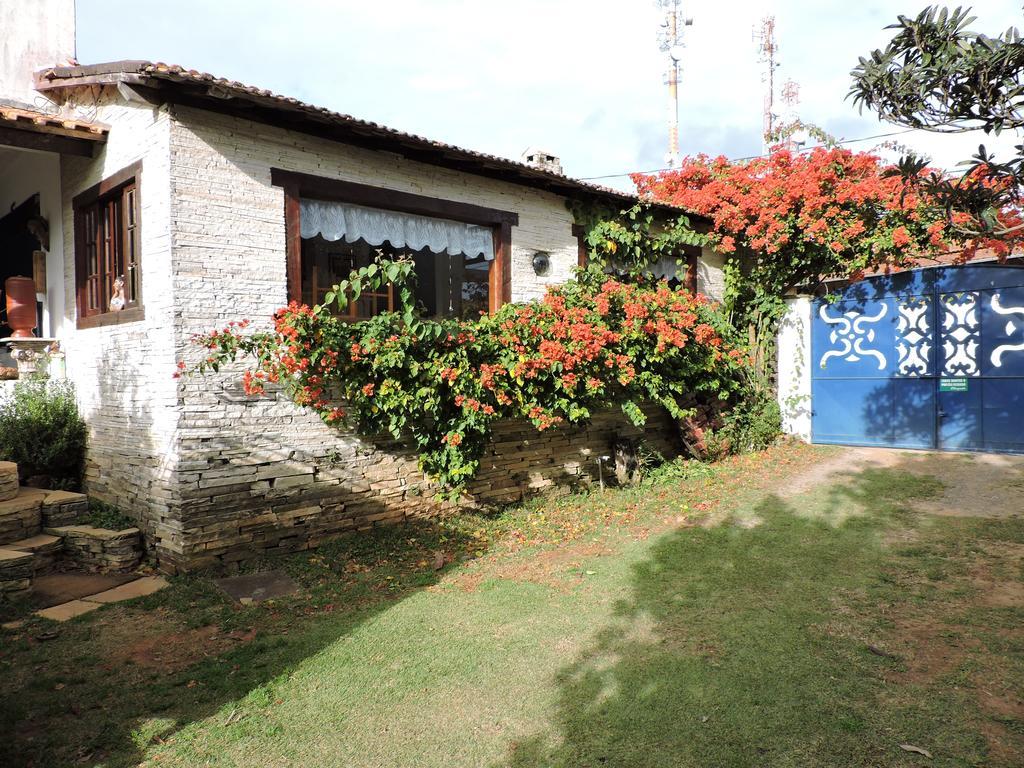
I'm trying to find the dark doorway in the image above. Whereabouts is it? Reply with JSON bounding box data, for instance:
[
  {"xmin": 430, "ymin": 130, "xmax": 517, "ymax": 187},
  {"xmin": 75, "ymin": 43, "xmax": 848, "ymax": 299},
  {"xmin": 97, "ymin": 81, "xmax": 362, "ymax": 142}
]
[{"xmin": 0, "ymin": 193, "xmax": 42, "ymax": 340}]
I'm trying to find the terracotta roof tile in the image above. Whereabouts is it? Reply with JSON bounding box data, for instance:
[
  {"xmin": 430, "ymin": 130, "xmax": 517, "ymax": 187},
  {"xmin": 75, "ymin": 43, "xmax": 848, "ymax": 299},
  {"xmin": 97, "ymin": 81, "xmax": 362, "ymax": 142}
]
[
  {"xmin": 35, "ymin": 60, "xmax": 688, "ymax": 213},
  {"xmin": 0, "ymin": 103, "xmax": 108, "ymax": 137}
]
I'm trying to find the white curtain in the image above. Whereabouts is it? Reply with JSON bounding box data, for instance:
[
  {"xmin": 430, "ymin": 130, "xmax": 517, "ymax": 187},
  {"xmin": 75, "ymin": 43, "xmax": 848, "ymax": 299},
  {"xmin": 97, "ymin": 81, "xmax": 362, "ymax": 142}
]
[{"xmin": 300, "ymin": 199, "xmax": 494, "ymax": 260}]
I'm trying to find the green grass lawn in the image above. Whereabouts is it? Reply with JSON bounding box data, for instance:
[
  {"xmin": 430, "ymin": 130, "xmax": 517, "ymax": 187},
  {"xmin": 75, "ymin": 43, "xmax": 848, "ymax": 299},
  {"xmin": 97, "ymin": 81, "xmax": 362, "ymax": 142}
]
[{"xmin": 1, "ymin": 443, "xmax": 1022, "ymax": 767}]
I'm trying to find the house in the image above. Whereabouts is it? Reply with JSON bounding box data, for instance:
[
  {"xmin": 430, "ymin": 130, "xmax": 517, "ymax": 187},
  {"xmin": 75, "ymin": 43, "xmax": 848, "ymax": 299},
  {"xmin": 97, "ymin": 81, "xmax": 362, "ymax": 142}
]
[{"xmin": 0, "ymin": 1, "xmax": 727, "ymax": 570}]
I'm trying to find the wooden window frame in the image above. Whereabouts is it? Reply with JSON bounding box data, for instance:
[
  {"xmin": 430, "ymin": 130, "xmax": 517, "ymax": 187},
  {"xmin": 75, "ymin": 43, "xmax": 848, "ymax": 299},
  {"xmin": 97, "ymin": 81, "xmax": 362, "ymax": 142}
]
[
  {"xmin": 684, "ymin": 244, "xmax": 700, "ymax": 294},
  {"xmin": 572, "ymin": 224, "xmax": 588, "ymax": 269},
  {"xmin": 270, "ymin": 169, "xmax": 517, "ymax": 314},
  {"xmin": 73, "ymin": 161, "xmax": 144, "ymax": 329}
]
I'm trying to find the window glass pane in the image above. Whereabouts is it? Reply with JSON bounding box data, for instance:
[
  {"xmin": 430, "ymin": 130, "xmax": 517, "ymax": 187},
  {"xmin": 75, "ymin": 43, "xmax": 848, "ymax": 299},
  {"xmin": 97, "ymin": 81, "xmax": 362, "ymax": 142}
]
[
  {"xmin": 75, "ymin": 174, "xmax": 140, "ymax": 318},
  {"xmin": 461, "ymin": 255, "xmax": 490, "ymax": 319},
  {"xmin": 298, "ymin": 227, "xmax": 491, "ymax": 320}
]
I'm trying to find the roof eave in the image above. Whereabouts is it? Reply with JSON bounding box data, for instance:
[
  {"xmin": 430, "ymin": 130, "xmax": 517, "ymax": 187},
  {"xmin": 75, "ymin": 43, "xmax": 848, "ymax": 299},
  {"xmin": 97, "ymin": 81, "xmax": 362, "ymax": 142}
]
[{"xmin": 34, "ymin": 62, "xmax": 703, "ymax": 222}]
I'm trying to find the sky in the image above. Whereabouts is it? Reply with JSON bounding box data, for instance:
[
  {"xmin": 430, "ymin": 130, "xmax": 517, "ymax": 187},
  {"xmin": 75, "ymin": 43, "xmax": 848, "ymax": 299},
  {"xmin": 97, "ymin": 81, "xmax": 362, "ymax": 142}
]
[{"xmin": 77, "ymin": 0, "xmax": 1023, "ymax": 192}]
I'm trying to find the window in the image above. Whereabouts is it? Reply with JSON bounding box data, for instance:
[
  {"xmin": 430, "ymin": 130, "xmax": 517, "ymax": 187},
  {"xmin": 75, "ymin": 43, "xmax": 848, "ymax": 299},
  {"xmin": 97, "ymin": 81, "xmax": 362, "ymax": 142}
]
[
  {"xmin": 301, "ymin": 237, "xmax": 395, "ymax": 319},
  {"xmin": 73, "ymin": 162, "xmax": 142, "ymax": 327},
  {"xmin": 272, "ymin": 170, "xmax": 516, "ymax": 317},
  {"xmin": 300, "ymin": 236, "xmax": 491, "ymax": 321}
]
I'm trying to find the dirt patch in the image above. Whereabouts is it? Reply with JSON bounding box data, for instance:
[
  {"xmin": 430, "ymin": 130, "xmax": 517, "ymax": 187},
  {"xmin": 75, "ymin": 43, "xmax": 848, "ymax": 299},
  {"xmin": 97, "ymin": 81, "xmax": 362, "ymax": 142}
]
[
  {"xmin": 977, "ymin": 720, "xmax": 1023, "ymax": 766},
  {"xmin": 883, "ymin": 617, "xmax": 981, "ymax": 685},
  {"xmin": 969, "ymin": 546, "xmax": 1024, "ymax": 609},
  {"xmin": 910, "ymin": 452, "xmax": 1024, "ymax": 518},
  {"xmin": 780, "ymin": 446, "xmax": 908, "ymax": 498},
  {"xmin": 452, "ymin": 541, "xmax": 613, "ymax": 592},
  {"xmin": 782, "ymin": 446, "xmax": 1024, "ymax": 519},
  {"xmin": 94, "ymin": 609, "xmax": 255, "ymax": 674}
]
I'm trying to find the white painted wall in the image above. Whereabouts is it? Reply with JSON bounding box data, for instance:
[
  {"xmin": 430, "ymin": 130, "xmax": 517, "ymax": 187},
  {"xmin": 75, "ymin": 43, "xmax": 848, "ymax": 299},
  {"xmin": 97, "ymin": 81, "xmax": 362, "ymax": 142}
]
[
  {"xmin": 0, "ymin": 0, "xmax": 75, "ymax": 105},
  {"xmin": 58, "ymin": 93, "xmax": 179, "ymax": 546},
  {"xmin": 776, "ymin": 295, "xmax": 813, "ymax": 442},
  {"xmin": 0, "ymin": 147, "xmax": 66, "ymax": 338}
]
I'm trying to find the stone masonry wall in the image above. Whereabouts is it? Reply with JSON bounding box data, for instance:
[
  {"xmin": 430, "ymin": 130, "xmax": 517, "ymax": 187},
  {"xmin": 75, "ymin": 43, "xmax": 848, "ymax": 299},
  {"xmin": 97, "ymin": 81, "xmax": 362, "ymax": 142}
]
[
  {"xmin": 169, "ymin": 396, "xmax": 679, "ymax": 571},
  {"xmin": 59, "ymin": 92, "xmax": 181, "ymax": 554}
]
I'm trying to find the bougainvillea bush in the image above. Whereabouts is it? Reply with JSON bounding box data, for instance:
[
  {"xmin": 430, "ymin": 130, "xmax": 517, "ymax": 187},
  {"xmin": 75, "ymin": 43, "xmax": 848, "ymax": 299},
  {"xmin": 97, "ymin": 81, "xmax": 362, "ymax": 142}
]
[
  {"xmin": 631, "ymin": 145, "xmax": 1024, "ymax": 374},
  {"xmin": 183, "ymin": 268, "xmax": 756, "ymax": 497},
  {"xmin": 634, "ymin": 146, "xmax": 1021, "ymax": 304}
]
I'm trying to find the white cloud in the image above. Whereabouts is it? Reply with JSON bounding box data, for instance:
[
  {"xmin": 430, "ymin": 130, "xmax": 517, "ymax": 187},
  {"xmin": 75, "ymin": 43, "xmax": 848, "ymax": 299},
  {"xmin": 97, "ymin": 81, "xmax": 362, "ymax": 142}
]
[{"xmin": 76, "ymin": 0, "xmax": 1023, "ymax": 190}]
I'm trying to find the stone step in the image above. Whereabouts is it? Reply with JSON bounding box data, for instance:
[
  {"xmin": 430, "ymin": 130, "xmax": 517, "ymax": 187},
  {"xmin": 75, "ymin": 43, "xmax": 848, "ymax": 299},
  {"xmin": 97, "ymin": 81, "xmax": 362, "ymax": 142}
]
[
  {"xmin": 0, "ymin": 548, "xmax": 34, "ymax": 601},
  {"xmin": 40, "ymin": 490, "xmax": 89, "ymax": 527},
  {"xmin": 0, "ymin": 488, "xmax": 46, "ymax": 547},
  {"xmin": 45, "ymin": 525, "xmax": 143, "ymax": 573},
  {"xmin": 5, "ymin": 534, "xmax": 63, "ymax": 573}
]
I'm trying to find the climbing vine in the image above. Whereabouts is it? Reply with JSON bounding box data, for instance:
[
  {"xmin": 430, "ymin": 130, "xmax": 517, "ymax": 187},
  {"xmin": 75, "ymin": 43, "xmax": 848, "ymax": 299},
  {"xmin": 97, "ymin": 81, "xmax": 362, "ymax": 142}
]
[{"xmin": 568, "ymin": 201, "xmax": 707, "ymax": 276}]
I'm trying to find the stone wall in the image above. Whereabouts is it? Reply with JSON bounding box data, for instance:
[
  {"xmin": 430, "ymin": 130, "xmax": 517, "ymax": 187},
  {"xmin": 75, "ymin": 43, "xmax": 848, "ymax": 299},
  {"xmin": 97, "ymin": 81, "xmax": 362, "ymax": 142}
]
[
  {"xmin": 166, "ymin": 398, "xmax": 679, "ymax": 572},
  {"xmin": 697, "ymin": 247, "xmax": 727, "ymax": 303},
  {"xmin": 777, "ymin": 296, "xmax": 813, "ymax": 441}
]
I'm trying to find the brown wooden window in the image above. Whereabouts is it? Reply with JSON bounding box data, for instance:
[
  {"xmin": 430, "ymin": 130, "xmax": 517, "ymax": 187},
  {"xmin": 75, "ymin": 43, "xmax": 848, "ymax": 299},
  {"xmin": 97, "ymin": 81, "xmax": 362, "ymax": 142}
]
[
  {"xmin": 73, "ymin": 162, "xmax": 142, "ymax": 328},
  {"xmin": 271, "ymin": 170, "xmax": 516, "ymax": 317}
]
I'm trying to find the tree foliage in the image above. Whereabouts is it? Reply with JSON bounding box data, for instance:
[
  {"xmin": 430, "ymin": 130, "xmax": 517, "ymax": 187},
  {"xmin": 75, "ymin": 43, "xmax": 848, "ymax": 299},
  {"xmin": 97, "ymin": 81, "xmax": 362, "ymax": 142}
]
[
  {"xmin": 631, "ymin": 142, "xmax": 1017, "ymax": 373},
  {"xmin": 850, "ymin": 5, "xmax": 1024, "ymax": 239}
]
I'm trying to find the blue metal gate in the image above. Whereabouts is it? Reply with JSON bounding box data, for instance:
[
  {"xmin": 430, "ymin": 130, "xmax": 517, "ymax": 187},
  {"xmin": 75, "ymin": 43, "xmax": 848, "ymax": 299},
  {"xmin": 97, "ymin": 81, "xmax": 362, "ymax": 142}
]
[{"xmin": 811, "ymin": 265, "xmax": 1024, "ymax": 453}]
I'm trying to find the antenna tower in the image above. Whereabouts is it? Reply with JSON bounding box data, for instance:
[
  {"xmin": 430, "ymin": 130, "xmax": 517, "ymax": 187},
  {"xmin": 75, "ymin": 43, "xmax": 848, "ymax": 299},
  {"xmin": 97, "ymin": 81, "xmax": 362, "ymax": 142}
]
[
  {"xmin": 753, "ymin": 16, "xmax": 779, "ymax": 152},
  {"xmin": 657, "ymin": 1, "xmax": 693, "ymax": 168}
]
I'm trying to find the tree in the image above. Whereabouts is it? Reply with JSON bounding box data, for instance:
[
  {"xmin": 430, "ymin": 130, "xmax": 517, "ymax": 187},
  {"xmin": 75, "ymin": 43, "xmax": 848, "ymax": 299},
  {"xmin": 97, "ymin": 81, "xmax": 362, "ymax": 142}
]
[
  {"xmin": 632, "ymin": 144, "xmax": 998, "ymax": 373},
  {"xmin": 850, "ymin": 5, "xmax": 1024, "ymax": 239}
]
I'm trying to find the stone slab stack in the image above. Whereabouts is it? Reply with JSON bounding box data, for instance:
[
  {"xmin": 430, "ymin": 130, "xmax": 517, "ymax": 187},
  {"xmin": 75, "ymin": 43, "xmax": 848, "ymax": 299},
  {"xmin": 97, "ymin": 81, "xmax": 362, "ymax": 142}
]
[
  {"xmin": 0, "ymin": 549, "xmax": 33, "ymax": 600},
  {"xmin": 40, "ymin": 490, "xmax": 90, "ymax": 527},
  {"xmin": 0, "ymin": 488, "xmax": 46, "ymax": 545},
  {"xmin": 46, "ymin": 525, "xmax": 143, "ymax": 573},
  {"xmin": 0, "ymin": 461, "xmax": 18, "ymax": 502}
]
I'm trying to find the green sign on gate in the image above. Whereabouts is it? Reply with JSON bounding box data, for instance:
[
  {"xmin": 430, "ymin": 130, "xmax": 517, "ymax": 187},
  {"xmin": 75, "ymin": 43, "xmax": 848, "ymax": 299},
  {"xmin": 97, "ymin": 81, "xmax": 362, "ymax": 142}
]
[{"xmin": 939, "ymin": 378, "xmax": 969, "ymax": 393}]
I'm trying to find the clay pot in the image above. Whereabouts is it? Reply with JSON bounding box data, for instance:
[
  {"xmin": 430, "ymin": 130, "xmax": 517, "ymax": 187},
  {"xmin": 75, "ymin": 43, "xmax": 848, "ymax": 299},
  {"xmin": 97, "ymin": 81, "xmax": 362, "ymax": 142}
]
[{"xmin": 4, "ymin": 276, "xmax": 37, "ymax": 338}]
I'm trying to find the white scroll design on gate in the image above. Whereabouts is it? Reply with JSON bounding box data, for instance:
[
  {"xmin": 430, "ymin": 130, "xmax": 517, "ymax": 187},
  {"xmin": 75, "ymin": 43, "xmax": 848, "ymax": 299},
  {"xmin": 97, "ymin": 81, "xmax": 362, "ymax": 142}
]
[
  {"xmin": 990, "ymin": 293, "xmax": 1024, "ymax": 368},
  {"xmin": 895, "ymin": 296, "xmax": 931, "ymax": 376},
  {"xmin": 941, "ymin": 292, "xmax": 981, "ymax": 377},
  {"xmin": 818, "ymin": 303, "xmax": 888, "ymax": 370}
]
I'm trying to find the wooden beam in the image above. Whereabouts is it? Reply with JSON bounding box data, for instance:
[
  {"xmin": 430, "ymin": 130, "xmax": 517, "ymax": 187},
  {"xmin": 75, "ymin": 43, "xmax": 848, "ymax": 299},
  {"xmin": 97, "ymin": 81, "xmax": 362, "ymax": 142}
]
[
  {"xmin": 73, "ymin": 161, "xmax": 142, "ymax": 208},
  {"xmin": 270, "ymin": 168, "xmax": 519, "ymax": 227},
  {"xmin": 572, "ymin": 224, "xmax": 588, "ymax": 269},
  {"xmin": 685, "ymin": 245, "xmax": 700, "ymax": 294},
  {"xmin": 35, "ymin": 72, "xmax": 148, "ymax": 91},
  {"xmin": 496, "ymin": 222, "xmax": 512, "ymax": 309},
  {"xmin": 0, "ymin": 125, "xmax": 96, "ymax": 157},
  {"xmin": 283, "ymin": 182, "xmax": 302, "ymax": 304}
]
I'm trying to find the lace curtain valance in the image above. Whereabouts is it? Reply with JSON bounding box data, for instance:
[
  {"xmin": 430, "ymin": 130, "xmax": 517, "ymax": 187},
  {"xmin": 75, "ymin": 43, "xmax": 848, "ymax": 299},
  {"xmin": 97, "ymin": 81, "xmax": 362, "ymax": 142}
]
[{"xmin": 299, "ymin": 199, "xmax": 495, "ymax": 260}]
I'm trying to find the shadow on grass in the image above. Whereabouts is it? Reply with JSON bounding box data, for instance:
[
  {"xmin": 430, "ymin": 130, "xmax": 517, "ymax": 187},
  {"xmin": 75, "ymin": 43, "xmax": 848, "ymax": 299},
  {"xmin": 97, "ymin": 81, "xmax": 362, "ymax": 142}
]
[
  {"xmin": 498, "ymin": 464, "xmax": 1018, "ymax": 767},
  {"xmin": 0, "ymin": 514, "xmax": 481, "ymax": 768}
]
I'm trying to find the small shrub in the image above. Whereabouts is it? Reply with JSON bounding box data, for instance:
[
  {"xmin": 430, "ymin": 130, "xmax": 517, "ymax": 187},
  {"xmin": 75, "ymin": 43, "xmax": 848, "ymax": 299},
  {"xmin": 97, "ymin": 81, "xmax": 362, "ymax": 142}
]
[
  {"xmin": 0, "ymin": 379, "xmax": 87, "ymax": 490},
  {"xmin": 640, "ymin": 455, "xmax": 716, "ymax": 486},
  {"xmin": 87, "ymin": 499, "xmax": 136, "ymax": 531},
  {"xmin": 705, "ymin": 384, "xmax": 781, "ymax": 459}
]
